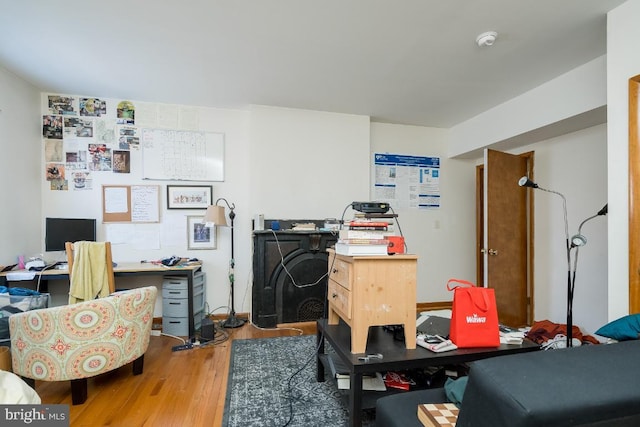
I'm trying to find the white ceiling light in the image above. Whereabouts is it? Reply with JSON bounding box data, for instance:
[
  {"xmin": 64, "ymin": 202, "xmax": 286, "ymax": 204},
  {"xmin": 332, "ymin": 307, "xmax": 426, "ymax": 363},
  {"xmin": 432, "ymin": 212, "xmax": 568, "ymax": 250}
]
[{"xmin": 476, "ymin": 31, "xmax": 498, "ymax": 47}]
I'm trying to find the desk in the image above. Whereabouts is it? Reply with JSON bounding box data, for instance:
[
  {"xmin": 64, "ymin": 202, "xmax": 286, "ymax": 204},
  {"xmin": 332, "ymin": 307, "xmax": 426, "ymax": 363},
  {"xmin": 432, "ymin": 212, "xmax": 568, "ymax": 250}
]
[
  {"xmin": 0, "ymin": 262, "xmax": 203, "ymax": 339},
  {"xmin": 316, "ymin": 319, "xmax": 539, "ymax": 427}
]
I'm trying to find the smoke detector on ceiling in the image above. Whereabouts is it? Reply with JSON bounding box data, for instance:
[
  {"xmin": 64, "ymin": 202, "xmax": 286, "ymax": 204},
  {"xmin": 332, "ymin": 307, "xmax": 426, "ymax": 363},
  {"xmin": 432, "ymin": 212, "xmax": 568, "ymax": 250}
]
[{"xmin": 476, "ymin": 31, "xmax": 498, "ymax": 47}]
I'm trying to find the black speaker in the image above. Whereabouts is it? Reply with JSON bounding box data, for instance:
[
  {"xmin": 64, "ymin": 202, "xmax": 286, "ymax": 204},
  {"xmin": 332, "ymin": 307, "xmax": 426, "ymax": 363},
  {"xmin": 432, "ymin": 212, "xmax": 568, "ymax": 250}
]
[{"xmin": 201, "ymin": 317, "xmax": 216, "ymax": 340}]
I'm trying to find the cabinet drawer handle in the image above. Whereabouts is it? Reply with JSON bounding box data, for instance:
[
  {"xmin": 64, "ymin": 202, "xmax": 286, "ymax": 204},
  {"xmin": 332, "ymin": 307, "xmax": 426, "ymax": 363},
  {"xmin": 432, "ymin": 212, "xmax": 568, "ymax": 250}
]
[
  {"xmin": 332, "ymin": 293, "xmax": 338, "ymax": 299},
  {"xmin": 332, "ymin": 268, "xmax": 339, "ymax": 274}
]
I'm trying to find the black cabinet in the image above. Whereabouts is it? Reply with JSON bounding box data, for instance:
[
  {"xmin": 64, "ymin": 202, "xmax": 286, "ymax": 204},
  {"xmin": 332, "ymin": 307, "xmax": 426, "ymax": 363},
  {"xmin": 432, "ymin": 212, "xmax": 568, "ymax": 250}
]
[{"xmin": 252, "ymin": 230, "xmax": 337, "ymax": 328}]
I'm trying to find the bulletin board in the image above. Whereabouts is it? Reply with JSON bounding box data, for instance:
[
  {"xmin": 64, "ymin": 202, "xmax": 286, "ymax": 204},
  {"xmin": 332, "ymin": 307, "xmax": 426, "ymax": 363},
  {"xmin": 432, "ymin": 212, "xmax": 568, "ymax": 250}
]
[
  {"xmin": 141, "ymin": 129, "xmax": 224, "ymax": 181},
  {"xmin": 102, "ymin": 185, "xmax": 160, "ymax": 223}
]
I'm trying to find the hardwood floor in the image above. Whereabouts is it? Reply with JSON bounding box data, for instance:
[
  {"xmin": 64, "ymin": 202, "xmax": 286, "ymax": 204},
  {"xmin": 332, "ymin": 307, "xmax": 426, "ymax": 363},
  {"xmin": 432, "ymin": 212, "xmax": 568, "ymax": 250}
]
[{"xmin": 34, "ymin": 319, "xmax": 317, "ymax": 427}]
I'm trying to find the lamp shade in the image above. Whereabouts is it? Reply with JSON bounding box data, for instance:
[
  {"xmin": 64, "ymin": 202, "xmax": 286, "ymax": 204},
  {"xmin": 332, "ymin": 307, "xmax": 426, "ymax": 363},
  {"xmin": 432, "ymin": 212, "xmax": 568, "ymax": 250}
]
[
  {"xmin": 518, "ymin": 176, "xmax": 538, "ymax": 188},
  {"xmin": 203, "ymin": 205, "xmax": 228, "ymax": 227}
]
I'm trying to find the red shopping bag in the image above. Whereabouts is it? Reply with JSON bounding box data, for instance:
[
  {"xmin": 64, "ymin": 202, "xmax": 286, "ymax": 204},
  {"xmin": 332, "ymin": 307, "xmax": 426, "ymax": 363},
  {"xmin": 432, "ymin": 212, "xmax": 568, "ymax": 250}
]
[{"xmin": 447, "ymin": 279, "xmax": 500, "ymax": 348}]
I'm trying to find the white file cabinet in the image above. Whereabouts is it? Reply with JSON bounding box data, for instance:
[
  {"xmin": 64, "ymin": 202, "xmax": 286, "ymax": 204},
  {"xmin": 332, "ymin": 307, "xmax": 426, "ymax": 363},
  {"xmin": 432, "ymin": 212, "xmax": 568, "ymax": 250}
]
[{"xmin": 162, "ymin": 272, "xmax": 206, "ymax": 336}]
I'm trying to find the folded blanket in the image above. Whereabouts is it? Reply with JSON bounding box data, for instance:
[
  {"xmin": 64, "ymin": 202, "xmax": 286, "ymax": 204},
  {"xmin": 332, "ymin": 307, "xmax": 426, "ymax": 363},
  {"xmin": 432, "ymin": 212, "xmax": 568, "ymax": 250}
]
[{"xmin": 68, "ymin": 241, "xmax": 110, "ymax": 304}]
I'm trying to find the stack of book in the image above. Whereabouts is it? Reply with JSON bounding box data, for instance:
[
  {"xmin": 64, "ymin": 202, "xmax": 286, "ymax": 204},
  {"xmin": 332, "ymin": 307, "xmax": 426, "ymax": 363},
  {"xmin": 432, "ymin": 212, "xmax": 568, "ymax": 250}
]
[
  {"xmin": 335, "ymin": 217, "xmax": 394, "ymax": 256},
  {"xmin": 334, "ymin": 238, "xmax": 389, "ymax": 256},
  {"xmin": 345, "ymin": 215, "xmax": 394, "ymax": 231}
]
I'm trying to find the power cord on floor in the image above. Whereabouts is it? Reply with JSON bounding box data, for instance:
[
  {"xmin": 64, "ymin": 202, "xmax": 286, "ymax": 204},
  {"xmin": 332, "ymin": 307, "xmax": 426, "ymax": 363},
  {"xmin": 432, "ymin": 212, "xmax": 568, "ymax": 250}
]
[
  {"xmin": 159, "ymin": 332, "xmax": 187, "ymax": 346},
  {"xmin": 282, "ymin": 330, "xmax": 325, "ymax": 427}
]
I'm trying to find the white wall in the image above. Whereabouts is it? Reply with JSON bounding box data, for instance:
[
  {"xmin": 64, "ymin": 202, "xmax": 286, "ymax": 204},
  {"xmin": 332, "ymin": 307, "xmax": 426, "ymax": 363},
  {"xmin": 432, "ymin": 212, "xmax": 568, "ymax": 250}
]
[
  {"xmin": 35, "ymin": 93, "xmax": 253, "ymax": 316},
  {"xmin": 607, "ymin": 0, "xmax": 640, "ymax": 320},
  {"xmin": 449, "ymin": 55, "xmax": 607, "ymax": 159},
  {"xmin": 19, "ymin": 98, "xmax": 376, "ymax": 320},
  {"xmin": 370, "ymin": 123, "xmax": 476, "ymax": 302},
  {"xmin": 448, "ymin": 47, "xmax": 610, "ymax": 333},
  {"xmin": 248, "ymin": 105, "xmax": 371, "ymax": 219},
  {"xmin": 0, "ymin": 66, "xmax": 41, "ymax": 266},
  {"xmin": 510, "ymin": 125, "xmax": 608, "ymax": 333}
]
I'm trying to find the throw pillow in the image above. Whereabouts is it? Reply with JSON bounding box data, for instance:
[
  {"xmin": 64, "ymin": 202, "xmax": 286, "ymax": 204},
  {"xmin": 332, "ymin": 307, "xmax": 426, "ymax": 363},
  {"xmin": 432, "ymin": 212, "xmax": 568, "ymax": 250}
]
[
  {"xmin": 444, "ymin": 376, "xmax": 468, "ymax": 407},
  {"xmin": 595, "ymin": 314, "xmax": 640, "ymax": 341}
]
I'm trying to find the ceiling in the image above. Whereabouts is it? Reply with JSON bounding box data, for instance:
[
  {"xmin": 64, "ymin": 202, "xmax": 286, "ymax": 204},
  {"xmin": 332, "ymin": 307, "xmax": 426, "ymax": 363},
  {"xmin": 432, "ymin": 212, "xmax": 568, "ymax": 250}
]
[{"xmin": 0, "ymin": 0, "xmax": 625, "ymax": 128}]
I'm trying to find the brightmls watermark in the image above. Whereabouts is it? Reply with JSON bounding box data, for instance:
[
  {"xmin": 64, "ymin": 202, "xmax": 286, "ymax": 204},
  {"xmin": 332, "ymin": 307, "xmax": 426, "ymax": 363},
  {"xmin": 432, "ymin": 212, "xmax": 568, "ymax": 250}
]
[{"xmin": 1, "ymin": 405, "xmax": 69, "ymax": 426}]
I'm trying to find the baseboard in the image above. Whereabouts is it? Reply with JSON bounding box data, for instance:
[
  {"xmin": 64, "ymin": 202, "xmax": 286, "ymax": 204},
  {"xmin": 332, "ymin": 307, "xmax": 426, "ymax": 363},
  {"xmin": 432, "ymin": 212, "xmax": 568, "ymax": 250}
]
[
  {"xmin": 202, "ymin": 305, "xmax": 449, "ymax": 326},
  {"xmin": 208, "ymin": 312, "xmax": 249, "ymax": 321},
  {"xmin": 416, "ymin": 301, "xmax": 452, "ymax": 313},
  {"xmin": 276, "ymin": 320, "xmax": 316, "ymax": 329},
  {"xmin": 152, "ymin": 317, "xmax": 163, "ymax": 330}
]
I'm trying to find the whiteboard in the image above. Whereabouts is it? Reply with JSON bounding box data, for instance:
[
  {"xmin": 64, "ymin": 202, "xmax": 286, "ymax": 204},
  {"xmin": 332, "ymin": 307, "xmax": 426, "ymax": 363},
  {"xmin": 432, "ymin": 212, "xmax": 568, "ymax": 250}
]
[{"xmin": 141, "ymin": 129, "xmax": 224, "ymax": 181}]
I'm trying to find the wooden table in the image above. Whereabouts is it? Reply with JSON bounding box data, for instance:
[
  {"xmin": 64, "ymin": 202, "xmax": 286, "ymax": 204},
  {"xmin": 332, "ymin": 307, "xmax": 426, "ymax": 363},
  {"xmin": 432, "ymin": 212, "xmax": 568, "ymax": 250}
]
[
  {"xmin": 316, "ymin": 318, "xmax": 540, "ymax": 427},
  {"xmin": 0, "ymin": 262, "xmax": 203, "ymax": 339}
]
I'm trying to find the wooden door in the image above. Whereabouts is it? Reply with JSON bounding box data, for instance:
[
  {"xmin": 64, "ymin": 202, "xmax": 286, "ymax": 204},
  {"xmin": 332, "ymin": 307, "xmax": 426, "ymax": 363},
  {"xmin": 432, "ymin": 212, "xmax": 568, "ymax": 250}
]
[{"xmin": 479, "ymin": 149, "xmax": 532, "ymax": 327}]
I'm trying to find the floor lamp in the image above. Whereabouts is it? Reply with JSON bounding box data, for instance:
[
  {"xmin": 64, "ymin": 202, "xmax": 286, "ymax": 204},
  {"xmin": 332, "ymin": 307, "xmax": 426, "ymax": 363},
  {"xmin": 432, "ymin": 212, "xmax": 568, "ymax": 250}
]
[
  {"xmin": 518, "ymin": 177, "xmax": 572, "ymax": 347},
  {"xmin": 519, "ymin": 177, "xmax": 607, "ymax": 348},
  {"xmin": 568, "ymin": 203, "xmax": 608, "ymax": 343},
  {"xmin": 203, "ymin": 198, "xmax": 246, "ymax": 328}
]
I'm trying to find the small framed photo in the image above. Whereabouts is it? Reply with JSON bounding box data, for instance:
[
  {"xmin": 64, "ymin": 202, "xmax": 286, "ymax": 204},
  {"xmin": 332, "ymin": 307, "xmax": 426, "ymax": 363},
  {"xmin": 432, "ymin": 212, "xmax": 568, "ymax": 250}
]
[
  {"xmin": 167, "ymin": 185, "xmax": 213, "ymax": 209},
  {"xmin": 187, "ymin": 216, "xmax": 216, "ymax": 250}
]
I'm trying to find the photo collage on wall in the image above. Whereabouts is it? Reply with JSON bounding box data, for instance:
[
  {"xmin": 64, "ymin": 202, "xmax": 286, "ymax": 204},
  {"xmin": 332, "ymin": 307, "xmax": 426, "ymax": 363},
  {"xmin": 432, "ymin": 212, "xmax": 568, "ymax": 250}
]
[{"xmin": 43, "ymin": 95, "xmax": 139, "ymax": 191}]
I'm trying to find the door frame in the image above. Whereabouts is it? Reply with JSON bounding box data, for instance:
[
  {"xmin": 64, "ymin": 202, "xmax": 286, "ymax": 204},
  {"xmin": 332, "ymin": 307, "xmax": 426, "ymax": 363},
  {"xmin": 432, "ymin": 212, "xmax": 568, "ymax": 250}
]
[
  {"xmin": 476, "ymin": 151, "xmax": 535, "ymax": 325},
  {"xmin": 629, "ymin": 75, "xmax": 640, "ymax": 313}
]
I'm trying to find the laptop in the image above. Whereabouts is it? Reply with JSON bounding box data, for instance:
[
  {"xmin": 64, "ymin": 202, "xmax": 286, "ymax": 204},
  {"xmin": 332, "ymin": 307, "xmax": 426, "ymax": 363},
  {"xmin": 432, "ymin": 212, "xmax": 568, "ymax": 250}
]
[{"xmin": 416, "ymin": 315, "xmax": 451, "ymax": 339}]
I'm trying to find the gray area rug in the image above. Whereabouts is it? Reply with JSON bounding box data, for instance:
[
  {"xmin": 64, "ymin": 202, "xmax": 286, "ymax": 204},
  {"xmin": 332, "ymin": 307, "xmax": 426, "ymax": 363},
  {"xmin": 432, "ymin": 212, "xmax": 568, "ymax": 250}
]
[{"xmin": 222, "ymin": 334, "xmax": 375, "ymax": 427}]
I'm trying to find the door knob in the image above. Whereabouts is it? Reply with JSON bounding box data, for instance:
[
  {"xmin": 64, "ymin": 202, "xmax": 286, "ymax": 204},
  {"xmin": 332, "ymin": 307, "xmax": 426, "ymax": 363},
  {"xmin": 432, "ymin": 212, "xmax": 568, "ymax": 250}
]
[{"xmin": 488, "ymin": 249, "xmax": 498, "ymax": 256}]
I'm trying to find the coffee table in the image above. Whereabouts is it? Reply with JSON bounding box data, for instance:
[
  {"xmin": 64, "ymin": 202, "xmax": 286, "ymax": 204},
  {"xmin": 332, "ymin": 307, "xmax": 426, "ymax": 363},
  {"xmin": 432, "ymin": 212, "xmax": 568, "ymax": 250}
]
[{"xmin": 316, "ymin": 319, "xmax": 539, "ymax": 427}]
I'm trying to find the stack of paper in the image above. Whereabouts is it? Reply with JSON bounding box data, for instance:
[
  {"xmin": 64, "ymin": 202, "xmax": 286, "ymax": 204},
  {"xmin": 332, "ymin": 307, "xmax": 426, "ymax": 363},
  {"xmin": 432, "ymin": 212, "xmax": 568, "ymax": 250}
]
[
  {"xmin": 499, "ymin": 327, "xmax": 525, "ymax": 344},
  {"xmin": 336, "ymin": 372, "xmax": 387, "ymax": 391}
]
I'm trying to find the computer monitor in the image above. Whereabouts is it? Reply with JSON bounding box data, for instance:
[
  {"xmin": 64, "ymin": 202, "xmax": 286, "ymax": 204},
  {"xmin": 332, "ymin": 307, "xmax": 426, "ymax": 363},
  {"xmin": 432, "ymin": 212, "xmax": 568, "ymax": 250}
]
[{"xmin": 45, "ymin": 217, "xmax": 97, "ymax": 252}]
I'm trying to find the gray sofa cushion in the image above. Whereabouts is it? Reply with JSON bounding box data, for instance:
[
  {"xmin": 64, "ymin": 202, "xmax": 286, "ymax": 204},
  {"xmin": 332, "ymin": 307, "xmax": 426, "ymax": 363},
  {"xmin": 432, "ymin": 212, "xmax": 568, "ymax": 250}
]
[
  {"xmin": 457, "ymin": 340, "xmax": 640, "ymax": 427},
  {"xmin": 376, "ymin": 387, "xmax": 447, "ymax": 427}
]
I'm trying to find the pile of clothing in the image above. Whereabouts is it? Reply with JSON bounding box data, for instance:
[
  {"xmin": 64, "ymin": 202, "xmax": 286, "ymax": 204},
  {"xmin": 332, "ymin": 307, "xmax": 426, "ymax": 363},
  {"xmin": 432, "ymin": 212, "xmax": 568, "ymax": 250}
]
[
  {"xmin": 0, "ymin": 287, "xmax": 49, "ymax": 343},
  {"xmin": 525, "ymin": 319, "xmax": 600, "ymax": 349}
]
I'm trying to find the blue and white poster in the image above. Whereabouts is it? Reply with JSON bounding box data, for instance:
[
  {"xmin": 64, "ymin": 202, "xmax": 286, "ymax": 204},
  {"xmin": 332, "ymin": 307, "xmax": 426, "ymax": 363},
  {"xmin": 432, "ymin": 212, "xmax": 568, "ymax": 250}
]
[{"xmin": 373, "ymin": 153, "xmax": 440, "ymax": 209}]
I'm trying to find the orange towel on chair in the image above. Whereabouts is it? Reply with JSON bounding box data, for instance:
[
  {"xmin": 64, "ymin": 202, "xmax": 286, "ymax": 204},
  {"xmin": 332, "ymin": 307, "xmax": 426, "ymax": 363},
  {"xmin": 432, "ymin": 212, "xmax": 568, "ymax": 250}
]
[{"xmin": 68, "ymin": 241, "xmax": 110, "ymax": 303}]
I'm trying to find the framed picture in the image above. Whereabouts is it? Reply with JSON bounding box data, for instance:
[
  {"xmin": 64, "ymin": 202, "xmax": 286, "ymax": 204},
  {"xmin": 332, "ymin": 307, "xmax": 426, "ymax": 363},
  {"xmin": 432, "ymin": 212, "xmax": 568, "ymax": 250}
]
[
  {"xmin": 187, "ymin": 216, "xmax": 216, "ymax": 250},
  {"xmin": 167, "ymin": 185, "xmax": 213, "ymax": 209}
]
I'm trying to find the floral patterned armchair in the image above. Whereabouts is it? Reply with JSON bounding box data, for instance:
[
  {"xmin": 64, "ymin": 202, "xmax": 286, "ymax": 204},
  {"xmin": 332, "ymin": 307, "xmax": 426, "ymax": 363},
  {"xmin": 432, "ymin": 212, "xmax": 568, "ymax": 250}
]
[{"xmin": 9, "ymin": 286, "xmax": 157, "ymax": 404}]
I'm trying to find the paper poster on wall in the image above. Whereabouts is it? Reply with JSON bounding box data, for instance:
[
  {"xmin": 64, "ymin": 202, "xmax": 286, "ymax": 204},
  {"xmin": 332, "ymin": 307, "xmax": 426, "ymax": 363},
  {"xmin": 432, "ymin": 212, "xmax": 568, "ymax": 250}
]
[
  {"xmin": 373, "ymin": 153, "xmax": 440, "ymax": 209},
  {"xmin": 102, "ymin": 185, "xmax": 160, "ymax": 223}
]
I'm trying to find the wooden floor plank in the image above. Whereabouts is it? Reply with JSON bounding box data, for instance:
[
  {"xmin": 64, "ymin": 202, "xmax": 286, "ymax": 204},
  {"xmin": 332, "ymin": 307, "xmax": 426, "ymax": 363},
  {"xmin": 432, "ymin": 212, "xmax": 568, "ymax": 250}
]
[{"xmin": 33, "ymin": 321, "xmax": 316, "ymax": 426}]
